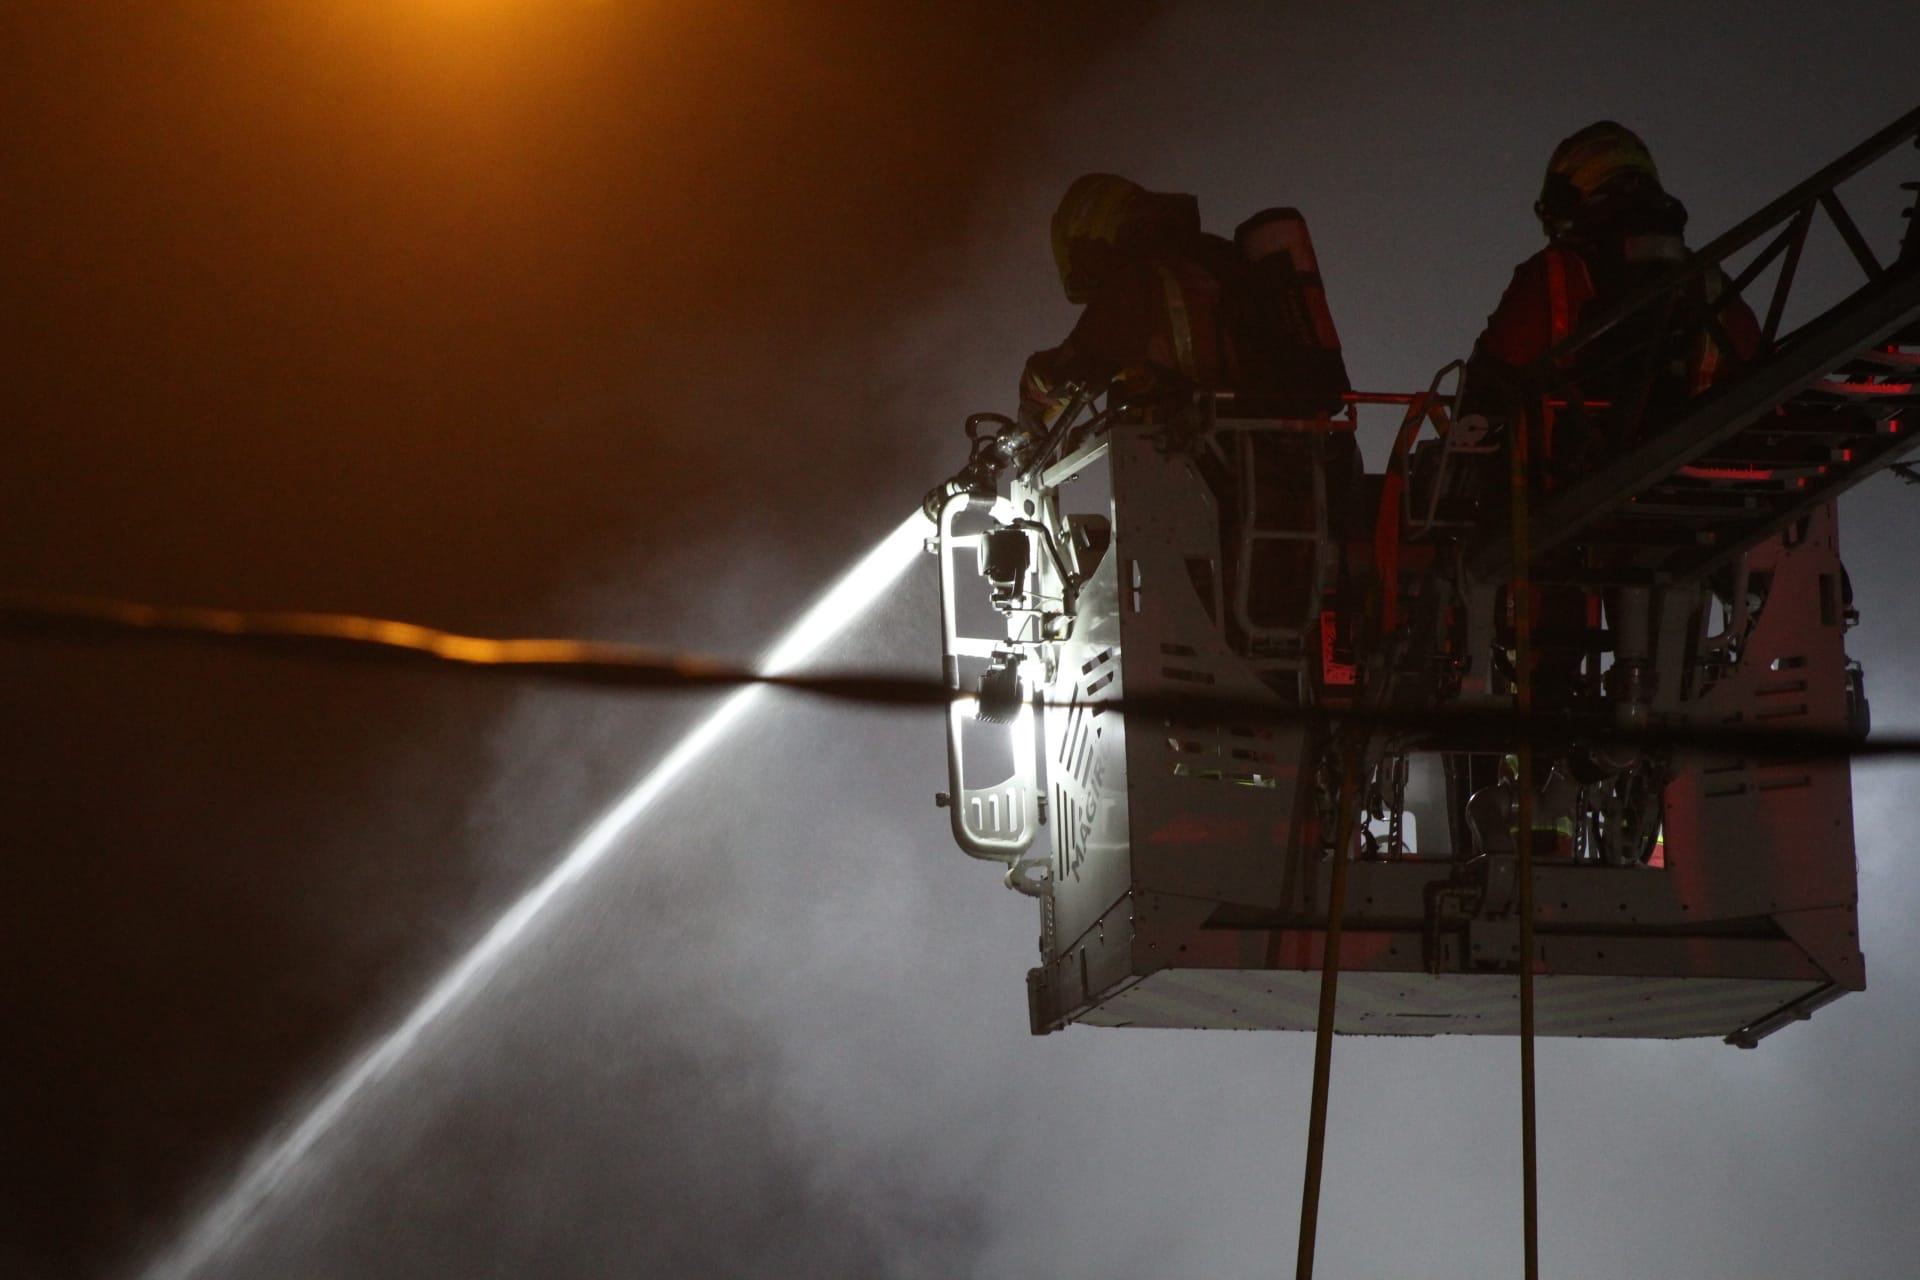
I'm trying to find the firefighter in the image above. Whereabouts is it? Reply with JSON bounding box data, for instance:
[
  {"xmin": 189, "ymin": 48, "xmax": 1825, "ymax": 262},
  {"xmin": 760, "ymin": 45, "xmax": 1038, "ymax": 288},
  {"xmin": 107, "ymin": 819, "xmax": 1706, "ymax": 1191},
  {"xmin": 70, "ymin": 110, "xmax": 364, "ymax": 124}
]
[
  {"xmin": 1023, "ymin": 174, "xmax": 1354, "ymax": 425},
  {"xmin": 1464, "ymin": 123, "xmax": 1767, "ymax": 709},
  {"xmin": 1017, "ymin": 174, "xmax": 1245, "ymax": 427},
  {"xmin": 1467, "ymin": 120, "xmax": 1764, "ymax": 487},
  {"xmin": 1020, "ymin": 177, "xmax": 1359, "ymax": 658}
]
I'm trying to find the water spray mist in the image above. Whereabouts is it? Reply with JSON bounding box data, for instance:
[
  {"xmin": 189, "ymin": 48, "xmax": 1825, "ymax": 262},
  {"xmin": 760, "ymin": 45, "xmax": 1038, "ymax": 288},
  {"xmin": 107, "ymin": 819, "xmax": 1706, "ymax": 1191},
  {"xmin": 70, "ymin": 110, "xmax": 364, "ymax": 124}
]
[{"xmin": 142, "ymin": 513, "xmax": 930, "ymax": 1279}]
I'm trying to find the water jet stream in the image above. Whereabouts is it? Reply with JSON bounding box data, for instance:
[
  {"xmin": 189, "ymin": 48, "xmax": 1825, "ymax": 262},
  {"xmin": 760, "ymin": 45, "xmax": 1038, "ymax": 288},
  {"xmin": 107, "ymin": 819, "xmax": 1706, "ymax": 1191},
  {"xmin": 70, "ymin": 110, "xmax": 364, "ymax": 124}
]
[{"xmin": 141, "ymin": 513, "xmax": 929, "ymax": 1279}]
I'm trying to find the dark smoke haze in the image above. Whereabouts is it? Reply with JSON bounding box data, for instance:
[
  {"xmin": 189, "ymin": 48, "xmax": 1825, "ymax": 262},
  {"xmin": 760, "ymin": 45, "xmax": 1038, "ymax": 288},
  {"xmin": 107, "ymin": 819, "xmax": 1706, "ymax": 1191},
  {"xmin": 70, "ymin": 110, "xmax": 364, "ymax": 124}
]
[{"xmin": 5, "ymin": 3, "xmax": 1919, "ymax": 1277}]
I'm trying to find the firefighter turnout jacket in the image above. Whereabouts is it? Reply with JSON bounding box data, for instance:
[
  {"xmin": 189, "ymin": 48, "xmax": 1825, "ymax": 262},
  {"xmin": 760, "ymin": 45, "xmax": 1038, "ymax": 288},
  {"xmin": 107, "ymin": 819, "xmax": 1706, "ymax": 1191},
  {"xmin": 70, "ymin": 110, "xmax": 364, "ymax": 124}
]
[
  {"xmin": 1021, "ymin": 188, "xmax": 1241, "ymax": 420},
  {"xmin": 1470, "ymin": 130, "xmax": 1764, "ymax": 489},
  {"xmin": 1022, "ymin": 177, "xmax": 1352, "ymax": 424}
]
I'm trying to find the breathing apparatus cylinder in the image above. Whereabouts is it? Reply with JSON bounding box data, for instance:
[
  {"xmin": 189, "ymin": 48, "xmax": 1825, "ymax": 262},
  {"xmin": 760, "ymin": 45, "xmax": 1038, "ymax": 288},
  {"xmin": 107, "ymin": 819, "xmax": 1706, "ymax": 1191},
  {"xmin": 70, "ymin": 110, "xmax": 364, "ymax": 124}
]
[{"xmin": 1233, "ymin": 207, "xmax": 1353, "ymax": 416}]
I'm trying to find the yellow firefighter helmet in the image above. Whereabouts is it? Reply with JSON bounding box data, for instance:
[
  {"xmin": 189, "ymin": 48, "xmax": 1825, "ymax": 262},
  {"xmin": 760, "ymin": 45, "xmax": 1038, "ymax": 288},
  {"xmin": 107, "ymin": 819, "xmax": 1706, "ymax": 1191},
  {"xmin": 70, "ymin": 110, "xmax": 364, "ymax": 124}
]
[
  {"xmin": 1050, "ymin": 173, "xmax": 1145, "ymax": 303},
  {"xmin": 1536, "ymin": 120, "xmax": 1662, "ymax": 236}
]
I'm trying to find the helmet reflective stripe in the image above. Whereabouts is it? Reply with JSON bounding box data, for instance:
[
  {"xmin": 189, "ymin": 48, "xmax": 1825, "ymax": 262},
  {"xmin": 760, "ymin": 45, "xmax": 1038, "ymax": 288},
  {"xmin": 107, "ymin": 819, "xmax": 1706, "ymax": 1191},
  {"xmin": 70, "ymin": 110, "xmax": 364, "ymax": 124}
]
[
  {"xmin": 1556, "ymin": 142, "xmax": 1659, "ymax": 200},
  {"xmin": 1547, "ymin": 121, "xmax": 1660, "ymax": 200},
  {"xmin": 1537, "ymin": 121, "xmax": 1661, "ymax": 237},
  {"xmin": 1051, "ymin": 174, "xmax": 1142, "ymax": 298}
]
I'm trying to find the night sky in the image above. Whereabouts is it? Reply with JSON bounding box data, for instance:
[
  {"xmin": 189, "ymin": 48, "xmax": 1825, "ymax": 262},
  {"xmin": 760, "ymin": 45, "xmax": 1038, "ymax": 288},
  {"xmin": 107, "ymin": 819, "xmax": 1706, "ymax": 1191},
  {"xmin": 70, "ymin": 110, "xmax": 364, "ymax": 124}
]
[{"xmin": 7, "ymin": 5, "xmax": 1920, "ymax": 1278}]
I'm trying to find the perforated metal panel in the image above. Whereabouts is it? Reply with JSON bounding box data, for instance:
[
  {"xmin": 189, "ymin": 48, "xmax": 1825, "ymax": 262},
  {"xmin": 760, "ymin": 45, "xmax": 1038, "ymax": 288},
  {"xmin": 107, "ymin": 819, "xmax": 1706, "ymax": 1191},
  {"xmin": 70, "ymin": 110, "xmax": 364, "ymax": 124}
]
[{"xmin": 1014, "ymin": 422, "xmax": 1861, "ymax": 1046}]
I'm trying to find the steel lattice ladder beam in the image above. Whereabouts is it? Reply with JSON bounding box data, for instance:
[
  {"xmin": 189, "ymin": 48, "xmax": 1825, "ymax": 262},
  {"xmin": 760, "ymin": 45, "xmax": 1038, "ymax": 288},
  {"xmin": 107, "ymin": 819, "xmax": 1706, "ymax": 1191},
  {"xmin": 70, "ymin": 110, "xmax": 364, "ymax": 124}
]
[{"xmin": 1467, "ymin": 104, "xmax": 1920, "ymax": 586}]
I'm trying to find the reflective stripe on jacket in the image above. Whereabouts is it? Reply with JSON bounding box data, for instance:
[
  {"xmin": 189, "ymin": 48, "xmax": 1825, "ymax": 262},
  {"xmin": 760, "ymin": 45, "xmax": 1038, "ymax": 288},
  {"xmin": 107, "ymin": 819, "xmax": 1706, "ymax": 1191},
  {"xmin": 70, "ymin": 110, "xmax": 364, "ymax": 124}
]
[
  {"xmin": 1476, "ymin": 244, "xmax": 1762, "ymax": 389},
  {"xmin": 1021, "ymin": 249, "xmax": 1236, "ymax": 416},
  {"xmin": 1477, "ymin": 246, "xmax": 1599, "ymax": 370}
]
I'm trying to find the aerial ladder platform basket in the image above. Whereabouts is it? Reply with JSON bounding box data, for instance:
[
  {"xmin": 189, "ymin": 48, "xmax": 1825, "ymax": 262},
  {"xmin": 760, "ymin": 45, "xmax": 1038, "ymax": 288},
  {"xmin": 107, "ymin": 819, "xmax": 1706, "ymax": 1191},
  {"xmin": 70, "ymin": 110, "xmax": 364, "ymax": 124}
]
[{"xmin": 930, "ymin": 106, "xmax": 1920, "ymax": 1046}]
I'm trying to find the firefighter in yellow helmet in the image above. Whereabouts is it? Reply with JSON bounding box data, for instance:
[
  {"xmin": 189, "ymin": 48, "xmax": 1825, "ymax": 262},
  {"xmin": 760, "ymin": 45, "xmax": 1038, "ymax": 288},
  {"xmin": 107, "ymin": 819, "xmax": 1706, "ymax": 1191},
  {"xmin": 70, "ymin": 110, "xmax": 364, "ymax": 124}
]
[
  {"xmin": 1463, "ymin": 124, "xmax": 1767, "ymax": 710},
  {"xmin": 1022, "ymin": 172, "xmax": 1356, "ymax": 423},
  {"xmin": 1469, "ymin": 121, "xmax": 1763, "ymax": 476},
  {"xmin": 1018, "ymin": 174, "xmax": 1246, "ymax": 425}
]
